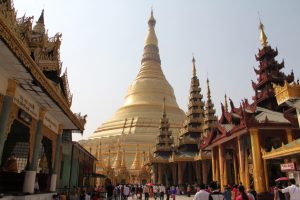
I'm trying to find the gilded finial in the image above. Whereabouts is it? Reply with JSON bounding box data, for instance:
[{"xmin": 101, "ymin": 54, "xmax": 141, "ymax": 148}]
[
  {"xmin": 33, "ymin": 9, "xmax": 45, "ymax": 34},
  {"xmin": 145, "ymin": 8, "xmax": 158, "ymax": 46},
  {"xmin": 258, "ymin": 14, "xmax": 268, "ymax": 48},
  {"xmin": 224, "ymin": 93, "xmax": 228, "ymax": 112},
  {"xmin": 192, "ymin": 56, "xmax": 196, "ymax": 77}
]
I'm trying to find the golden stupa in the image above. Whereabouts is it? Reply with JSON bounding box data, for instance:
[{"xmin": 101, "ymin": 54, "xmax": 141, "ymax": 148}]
[{"xmin": 80, "ymin": 10, "xmax": 185, "ymax": 169}]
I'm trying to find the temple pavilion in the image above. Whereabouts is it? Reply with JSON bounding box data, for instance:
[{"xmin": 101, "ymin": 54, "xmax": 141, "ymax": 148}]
[
  {"xmin": 0, "ymin": 1, "xmax": 90, "ymax": 195},
  {"xmin": 200, "ymin": 21, "xmax": 300, "ymax": 198}
]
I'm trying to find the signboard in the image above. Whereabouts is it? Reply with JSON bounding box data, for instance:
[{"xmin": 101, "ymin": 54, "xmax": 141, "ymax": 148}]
[
  {"xmin": 281, "ymin": 162, "xmax": 296, "ymax": 172},
  {"xmin": 44, "ymin": 113, "xmax": 59, "ymax": 133},
  {"xmin": 14, "ymin": 87, "xmax": 39, "ymax": 119}
]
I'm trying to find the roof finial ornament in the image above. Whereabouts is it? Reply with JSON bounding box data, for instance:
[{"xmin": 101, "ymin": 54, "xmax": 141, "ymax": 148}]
[
  {"xmin": 224, "ymin": 93, "xmax": 229, "ymax": 112},
  {"xmin": 192, "ymin": 55, "xmax": 196, "ymax": 77},
  {"xmin": 258, "ymin": 12, "xmax": 268, "ymax": 48},
  {"xmin": 33, "ymin": 9, "xmax": 45, "ymax": 34},
  {"xmin": 207, "ymin": 78, "xmax": 211, "ymax": 99}
]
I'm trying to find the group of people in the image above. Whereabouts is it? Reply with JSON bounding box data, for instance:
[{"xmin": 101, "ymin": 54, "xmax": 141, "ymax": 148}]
[
  {"xmin": 193, "ymin": 182, "xmax": 255, "ymax": 200},
  {"xmin": 193, "ymin": 178, "xmax": 300, "ymax": 200},
  {"xmin": 57, "ymin": 178, "xmax": 300, "ymax": 200}
]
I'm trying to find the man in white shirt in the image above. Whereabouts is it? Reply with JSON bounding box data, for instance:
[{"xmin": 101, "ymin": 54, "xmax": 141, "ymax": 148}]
[
  {"xmin": 193, "ymin": 184, "xmax": 211, "ymax": 200},
  {"xmin": 123, "ymin": 185, "xmax": 130, "ymax": 200},
  {"xmin": 280, "ymin": 179, "xmax": 300, "ymax": 200}
]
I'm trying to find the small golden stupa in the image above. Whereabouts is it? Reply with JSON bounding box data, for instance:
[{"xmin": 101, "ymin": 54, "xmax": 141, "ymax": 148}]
[{"xmin": 80, "ymin": 10, "xmax": 185, "ymax": 172}]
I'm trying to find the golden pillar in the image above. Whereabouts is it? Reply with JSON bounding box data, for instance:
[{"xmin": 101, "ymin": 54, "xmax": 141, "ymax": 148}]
[
  {"xmin": 244, "ymin": 149, "xmax": 250, "ymax": 190},
  {"xmin": 215, "ymin": 151, "xmax": 220, "ymax": 183},
  {"xmin": 211, "ymin": 147, "xmax": 216, "ymax": 181},
  {"xmin": 178, "ymin": 162, "xmax": 183, "ymax": 185},
  {"xmin": 263, "ymin": 159, "xmax": 269, "ymax": 191},
  {"xmin": 249, "ymin": 128, "xmax": 266, "ymax": 193},
  {"xmin": 286, "ymin": 128, "xmax": 293, "ymax": 143},
  {"xmin": 237, "ymin": 136, "xmax": 244, "ymax": 185},
  {"xmin": 233, "ymin": 152, "xmax": 238, "ymax": 184},
  {"xmin": 218, "ymin": 144, "xmax": 227, "ymax": 191}
]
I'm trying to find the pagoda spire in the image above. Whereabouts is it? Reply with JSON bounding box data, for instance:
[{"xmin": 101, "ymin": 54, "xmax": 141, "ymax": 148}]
[
  {"xmin": 203, "ymin": 78, "xmax": 217, "ymax": 136},
  {"xmin": 224, "ymin": 94, "xmax": 228, "ymax": 112},
  {"xmin": 33, "ymin": 9, "xmax": 45, "ymax": 34},
  {"xmin": 120, "ymin": 148, "xmax": 126, "ymax": 169},
  {"xmin": 259, "ymin": 19, "xmax": 268, "ymax": 48},
  {"xmin": 177, "ymin": 56, "xmax": 205, "ymax": 155},
  {"xmin": 112, "ymin": 143, "xmax": 122, "ymax": 169},
  {"xmin": 130, "ymin": 144, "xmax": 141, "ymax": 170}
]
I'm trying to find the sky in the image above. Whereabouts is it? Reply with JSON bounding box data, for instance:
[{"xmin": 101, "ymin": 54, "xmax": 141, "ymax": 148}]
[{"xmin": 13, "ymin": 0, "xmax": 300, "ymax": 141}]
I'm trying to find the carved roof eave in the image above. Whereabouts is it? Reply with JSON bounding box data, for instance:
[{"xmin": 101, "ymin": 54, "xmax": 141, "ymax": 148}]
[
  {"xmin": 262, "ymin": 138, "xmax": 300, "ymax": 160},
  {"xmin": 0, "ymin": 16, "xmax": 84, "ymax": 132}
]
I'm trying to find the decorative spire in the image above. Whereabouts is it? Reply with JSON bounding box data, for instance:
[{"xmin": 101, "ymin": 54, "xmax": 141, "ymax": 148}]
[
  {"xmin": 145, "ymin": 8, "xmax": 158, "ymax": 46},
  {"xmin": 33, "ymin": 9, "xmax": 45, "ymax": 34},
  {"xmin": 224, "ymin": 94, "xmax": 228, "ymax": 112},
  {"xmin": 107, "ymin": 149, "xmax": 111, "ymax": 168},
  {"xmin": 259, "ymin": 19, "xmax": 268, "ymax": 48},
  {"xmin": 178, "ymin": 55, "xmax": 205, "ymax": 153},
  {"xmin": 206, "ymin": 78, "xmax": 211, "ymax": 99},
  {"xmin": 192, "ymin": 56, "xmax": 196, "ymax": 77},
  {"xmin": 130, "ymin": 144, "xmax": 141, "ymax": 170},
  {"xmin": 203, "ymin": 78, "xmax": 217, "ymax": 136},
  {"xmin": 120, "ymin": 148, "xmax": 126, "ymax": 169},
  {"xmin": 140, "ymin": 151, "xmax": 146, "ymax": 169},
  {"xmin": 112, "ymin": 144, "xmax": 122, "ymax": 169}
]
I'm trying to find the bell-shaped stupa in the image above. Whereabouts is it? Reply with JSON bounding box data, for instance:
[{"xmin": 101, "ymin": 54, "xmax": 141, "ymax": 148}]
[{"xmin": 82, "ymin": 10, "xmax": 185, "ymax": 168}]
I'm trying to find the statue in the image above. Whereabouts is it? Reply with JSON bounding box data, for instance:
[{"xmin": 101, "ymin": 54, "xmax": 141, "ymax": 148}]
[{"xmin": 2, "ymin": 153, "xmax": 18, "ymax": 172}]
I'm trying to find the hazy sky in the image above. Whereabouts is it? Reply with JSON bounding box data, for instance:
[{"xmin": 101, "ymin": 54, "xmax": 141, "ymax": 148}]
[{"xmin": 13, "ymin": 1, "xmax": 300, "ymax": 141}]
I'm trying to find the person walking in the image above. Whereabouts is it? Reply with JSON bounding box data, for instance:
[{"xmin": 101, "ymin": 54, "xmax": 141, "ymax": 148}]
[
  {"xmin": 153, "ymin": 185, "xmax": 159, "ymax": 200},
  {"xmin": 222, "ymin": 185, "xmax": 231, "ymax": 200},
  {"xmin": 236, "ymin": 185, "xmax": 251, "ymax": 200},
  {"xmin": 278, "ymin": 178, "xmax": 300, "ymax": 200},
  {"xmin": 143, "ymin": 185, "xmax": 149, "ymax": 200},
  {"xmin": 106, "ymin": 181, "xmax": 114, "ymax": 200},
  {"xmin": 159, "ymin": 184, "xmax": 166, "ymax": 200},
  {"xmin": 193, "ymin": 184, "xmax": 212, "ymax": 200}
]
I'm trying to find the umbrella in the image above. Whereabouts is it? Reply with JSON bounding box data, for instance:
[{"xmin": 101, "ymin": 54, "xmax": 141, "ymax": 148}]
[
  {"xmin": 275, "ymin": 177, "xmax": 289, "ymax": 182},
  {"xmin": 146, "ymin": 182, "xmax": 154, "ymax": 186}
]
